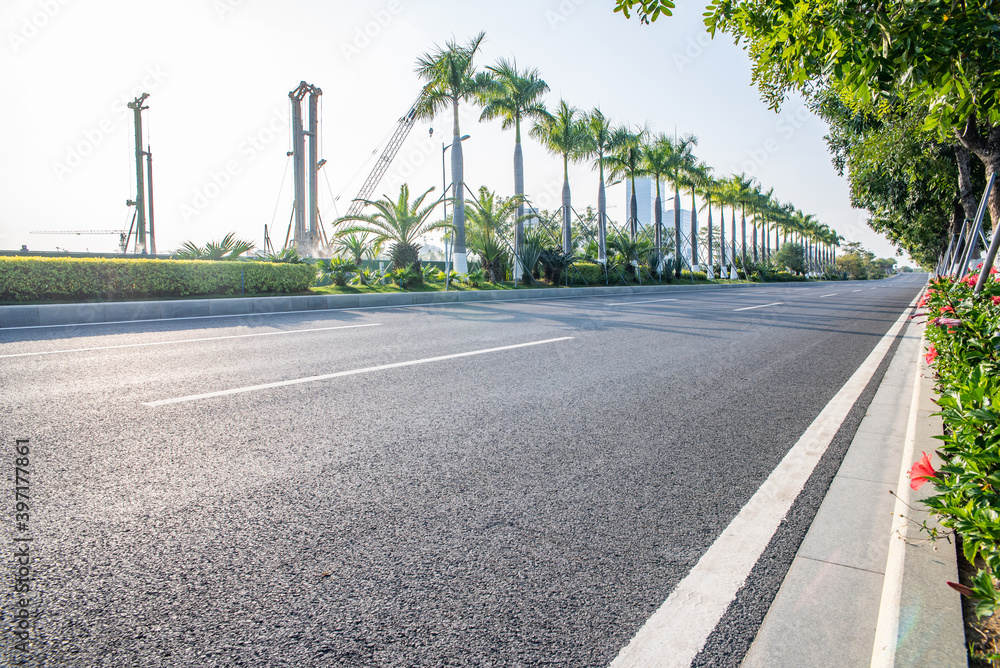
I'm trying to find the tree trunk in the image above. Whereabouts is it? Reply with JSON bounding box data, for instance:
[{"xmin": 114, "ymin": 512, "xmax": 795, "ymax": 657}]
[
  {"xmin": 955, "ymin": 115, "xmax": 1000, "ymax": 232},
  {"xmin": 598, "ymin": 158, "xmax": 607, "ymax": 263},
  {"xmin": 654, "ymin": 184, "xmax": 662, "ymax": 272},
  {"xmin": 690, "ymin": 191, "xmax": 698, "ymax": 270},
  {"xmin": 629, "ymin": 175, "xmax": 638, "ymax": 241},
  {"xmin": 562, "ymin": 155, "xmax": 572, "ymax": 255},
  {"xmin": 741, "ymin": 207, "xmax": 747, "ymax": 266},
  {"xmin": 674, "ymin": 184, "xmax": 682, "ymax": 278},
  {"xmin": 513, "ymin": 136, "xmax": 525, "ymax": 279},
  {"xmin": 707, "ymin": 201, "xmax": 713, "ymax": 278},
  {"xmin": 719, "ymin": 205, "xmax": 726, "ymax": 271},
  {"xmin": 752, "ymin": 217, "xmax": 758, "ymax": 263},
  {"xmin": 451, "ymin": 113, "xmax": 467, "ymax": 273}
]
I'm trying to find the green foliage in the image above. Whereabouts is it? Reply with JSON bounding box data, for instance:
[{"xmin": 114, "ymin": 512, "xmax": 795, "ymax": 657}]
[
  {"xmin": 461, "ymin": 268, "xmax": 486, "ymax": 288},
  {"xmin": 0, "ymin": 256, "xmax": 316, "ymax": 302},
  {"xmin": 258, "ymin": 247, "xmax": 306, "ymax": 264},
  {"xmin": 568, "ymin": 262, "xmax": 607, "ymax": 285},
  {"xmin": 172, "ymin": 233, "xmax": 255, "ymax": 261},
  {"xmin": 920, "ymin": 269, "xmax": 1000, "ymax": 618},
  {"xmin": 774, "ymin": 241, "xmax": 806, "ymax": 274},
  {"xmin": 538, "ymin": 246, "xmax": 576, "ymax": 284},
  {"xmin": 389, "ymin": 265, "xmax": 420, "ymax": 289},
  {"xmin": 318, "ymin": 257, "xmax": 358, "ymax": 287}
]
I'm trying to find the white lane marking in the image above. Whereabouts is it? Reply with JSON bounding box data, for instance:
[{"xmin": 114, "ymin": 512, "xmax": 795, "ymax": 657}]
[
  {"xmin": 853, "ymin": 289, "xmax": 863, "ymax": 292},
  {"xmin": 606, "ymin": 298, "xmax": 679, "ymax": 306},
  {"xmin": 871, "ymin": 317, "xmax": 926, "ymax": 666},
  {"xmin": 144, "ymin": 336, "xmax": 574, "ymax": 407},
  {"xmin": 733, "ymin": 302, "xmax": 782, "ymax": 312},
  {"xmin": 610, "ymin": 295, "xmax": 918, "ymax": 668},
  {"xmin": 0, "ymin": 324, "xmax": 381, "ymax": 359},
  {"xmin": 820, "ymin": 293, "xmax": 838, "ymax": 298}
]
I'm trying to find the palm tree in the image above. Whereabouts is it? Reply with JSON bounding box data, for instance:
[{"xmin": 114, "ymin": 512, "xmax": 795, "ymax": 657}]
[
  {"xmin": 336, "ymin": 184, "xmax": 447, "ymax": 277},
  {"xmin": 640, "ymin": 133, "xmax": 676, "ymax": 271},
  {"xmin": 658, "ymin": 133, "xmax": 698, "ymax": 278},
  {"xmin": 729, "ymin": 173, "xmax": 757, "ymax": 267},
  {"xmin": 582, "ymin": 108, "xmax": 619, "ymax": 263},
  {"xmin": 682, "ymin": 161, "xmax": 710, "ymax": 270},
  {"xmin": 695, "ymin": 168, "xmax": 720, "ymax": 278},
  {"xmin": 331, "ymin": 231, "xmax": 380, "ymax": 265},
  {"xmin": 465, "ymin": 186, "xmax": 528, "ymax": 282},
  {"xmin": 478, "ymin": 58, "xmax": 550, "ymax": 274},
  {"xmin": 602, "ymin": 126, "xmax": 646, "ymax": 240},
  {"xmin": 173, "ymin": 233, "xmax": 255, "ymax": 261},
  {"xmin": 530, "ymin": 100, "xmax": 591, "ymax": 254},
  {"xmin": 414, "ymin": 32, "xmax": 490, "ymax": 274}
]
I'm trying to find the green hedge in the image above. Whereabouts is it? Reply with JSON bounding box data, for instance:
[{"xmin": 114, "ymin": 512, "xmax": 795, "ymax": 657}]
[
  {"xmin": 0, "ymin": 257, "xmax": 317, "ymax": 303},
  {"xmin": 569, "ymin": 262, "xmax": 610, "ymax": 285}
]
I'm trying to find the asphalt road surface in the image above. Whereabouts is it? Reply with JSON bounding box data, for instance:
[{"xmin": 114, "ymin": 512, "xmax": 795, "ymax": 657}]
[{"xmin": 0, "ymin": 274, "xmax": 925, "ymax": 667}]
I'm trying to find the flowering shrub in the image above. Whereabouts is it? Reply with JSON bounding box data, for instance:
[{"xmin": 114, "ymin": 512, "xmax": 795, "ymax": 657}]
[{"xmin": 917, "ymin": 263, "xmax": 1000, "ymax": 617}]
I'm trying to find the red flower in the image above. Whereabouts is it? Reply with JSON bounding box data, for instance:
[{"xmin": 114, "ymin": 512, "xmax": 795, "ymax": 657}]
[
  {"xmin": 934, "ymin": 317, "xmax": 963, "ymax": 328},
  {"xmin": 925, "ymin": 346, "xmax": 937, "ymax": 365},
  {"xmin": 939, "ymin": 305, "xmax": 955, "ymax": 314},
  {"xmin": 909, "ymin": 452, "xmax": 938, "ymax": 490},
  {"xmin": 993, "ymin": 296, "xmax": 1000, "ymax": 306}
]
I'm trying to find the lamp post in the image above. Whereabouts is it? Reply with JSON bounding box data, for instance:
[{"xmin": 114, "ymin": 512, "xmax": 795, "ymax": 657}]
[{"xmin": 442, "ymin": 135, "xmax": 470, "ymax": 289}]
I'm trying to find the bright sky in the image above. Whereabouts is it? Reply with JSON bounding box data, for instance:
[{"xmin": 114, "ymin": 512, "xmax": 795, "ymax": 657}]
[{"xmin": 0, "ymin": 0, "xmax": 905, "ymax": 262}]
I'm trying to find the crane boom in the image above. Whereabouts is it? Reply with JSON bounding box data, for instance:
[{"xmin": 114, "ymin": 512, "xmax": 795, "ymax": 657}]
[
  {"xmin": 30, "ymin": 230, "xmax": 125, "ymax": 235},
  {"xmin": 344, "ymin": 88, "xmax": 428, "ymax": 219}
]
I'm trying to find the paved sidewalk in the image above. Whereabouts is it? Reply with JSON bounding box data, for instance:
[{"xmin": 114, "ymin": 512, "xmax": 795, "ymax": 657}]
[{"xmin": 741, "ymin": 318, "xmax": 966, "ymax": 667}]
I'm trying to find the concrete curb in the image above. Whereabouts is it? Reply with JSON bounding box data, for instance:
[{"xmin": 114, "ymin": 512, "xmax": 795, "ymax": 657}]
[
  {"xmin": 0, "ymin": 281, "xmax": 746, "ymax": 329},
  {"xmin": 741, "ymin": 315, "xmax": 966, "ymax": 667}
]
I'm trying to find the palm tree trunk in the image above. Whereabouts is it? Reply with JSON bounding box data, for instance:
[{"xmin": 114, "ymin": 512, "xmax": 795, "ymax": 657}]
[
  {"xmin": 598, "ymin": 158, "xmax": 607, "ymax": 263},
  {"xmin": 752, "ymin": 217, "xmax": 759, "ymax": 263},
  {"xmin": 690, "ymin": 191, "xmax": 698, "ymax": 270},
  {"xmin": 707, "ymin": 200, "xmax": 714, "ymax": 279},
  {"xmin": 629, "ymin": 175, "xmax": 638, "ymax": 241},
  {"xmin": 654, "ymin": 182, "xmax": 662, "ymax": 275},
  {"xmin": 674, "ymin": 183, "xmax": 682, "ymax": 278},
  {"xmin": 451, "ymin": 101, "xmax": 468, "ymax": 273},
  {"xmin": 513, "ymin": 133, "xmax": 525, "ymax": 278},
  {"xmin": 562, "ymin": 155, "xmax": 572, "ymax": 255},
  {"xmin": 719, "ymin": 205, "xmax": 726, "ymax": 273},
  {"xmin": 730, "ymin": 205, "xmax": 737, "ymax": 278},
  {"xmin": 741, "ymin": 206, "xmax": 747, "ymax": 266}
]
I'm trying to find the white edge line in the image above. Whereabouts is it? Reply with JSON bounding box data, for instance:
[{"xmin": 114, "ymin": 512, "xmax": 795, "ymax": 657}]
[
  {"xmin": 606, "ymin": 298, "xmax": 679, "ymax": 306},
  {"xmin": 0, "ymin": 323, "xmax": 382, "ymax": 359},
  {"xmin": 820, "ymin": 293, "xmax": 838, "ymax": 298},
  {"xmin": 733, "ymin": 302, "xmax": 782, "ymax": 312},
  {"xmin": 871, "ymin": 291, "xmax": 927, "ymax": 666},
  {"xmin": 610, "ymin": 293, "xmax": 919, "ymax": 668},
  {"xmin": 143, "ymin": 336, "xmax": 574, "ymax": 407}
]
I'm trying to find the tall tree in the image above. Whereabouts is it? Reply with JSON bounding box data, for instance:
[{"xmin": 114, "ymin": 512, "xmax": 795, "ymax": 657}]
[
  {"xmin": 479, "ymin": 58, "xmax": 550, "ymax": 274},
  {"xmin": 641, "ymin": 133, "xmax": 678, "ymax": 269},
  {"xmin": 531, "ymin": 100, "xmax": 592, "ymax": 254},
  {"xmin": 415, "ymin": 32, "xmax": 490, "ymax": 273},
  {"xmin": 602, "ymin": 126, "xmax": 647, "ymax": 241},
  {"xmin": 656, "ymin": 133, "xmax": 698, "ymax": 278},
  {"xmin": 583, "ymin": 108, "xmax": 620, "ymax": 262},
  {"xmin": 336, "ymin": 184, "xmax": 447, "ymax": 276}
]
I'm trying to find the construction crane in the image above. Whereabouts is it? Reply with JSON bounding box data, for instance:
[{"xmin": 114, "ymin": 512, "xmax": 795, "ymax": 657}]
[
  {"xmin": 343, "ymin": 87, "xmax": 428, "ymax": 218},
  {"xmin": 31, "ymin": 230, "xmax": 129, "ymax": 252}
]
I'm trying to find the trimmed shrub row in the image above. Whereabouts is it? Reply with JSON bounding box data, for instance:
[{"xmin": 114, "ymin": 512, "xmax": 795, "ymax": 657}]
[{"xmin": 0, "ymin": 257, "xmax": 317, "ymax": 303}]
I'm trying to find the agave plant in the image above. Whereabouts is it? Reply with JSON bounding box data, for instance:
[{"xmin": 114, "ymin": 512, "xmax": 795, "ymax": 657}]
[{"xmin": 539, "ymin": 246, "xmax": 576, "ymax": 285}]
